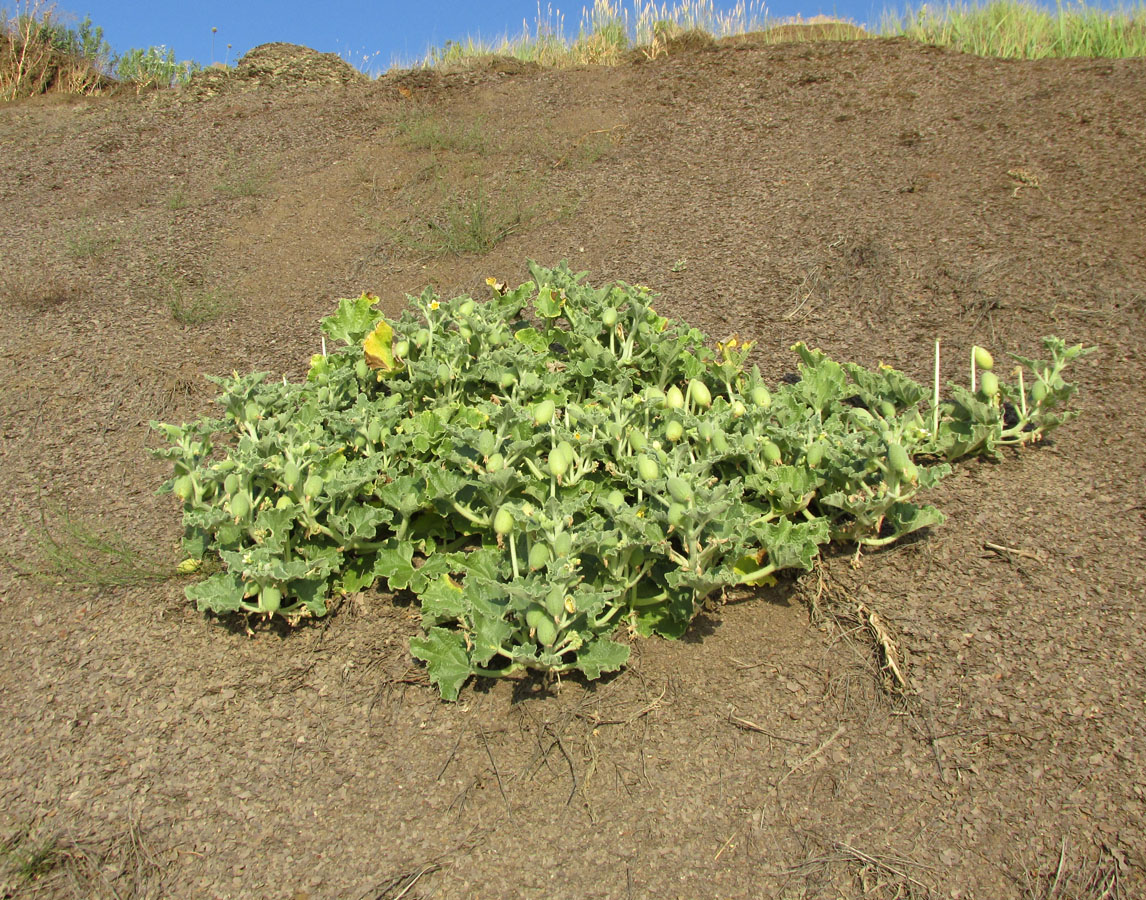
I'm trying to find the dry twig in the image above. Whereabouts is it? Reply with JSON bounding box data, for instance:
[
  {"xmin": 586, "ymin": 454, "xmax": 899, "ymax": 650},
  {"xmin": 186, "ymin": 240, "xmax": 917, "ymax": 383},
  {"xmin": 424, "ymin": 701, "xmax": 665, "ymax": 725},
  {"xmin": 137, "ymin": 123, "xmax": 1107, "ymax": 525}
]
[
  {"xmin": 727, "ymin": 708, "xmax": 811, "ymax": 745},
  {"xmin": 984, "ymin": 540, "xmax": 1041, "ymax": 561},
  {"xmin": 776, "ymin": 724, "xmax": 845, "ymax": 789}
]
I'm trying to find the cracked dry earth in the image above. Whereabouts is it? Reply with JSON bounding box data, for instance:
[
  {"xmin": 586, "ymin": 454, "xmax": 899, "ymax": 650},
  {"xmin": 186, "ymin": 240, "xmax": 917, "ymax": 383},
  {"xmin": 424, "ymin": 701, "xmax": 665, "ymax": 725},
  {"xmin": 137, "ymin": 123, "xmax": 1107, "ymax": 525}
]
[{"xmin": 1, "ymin": 35, "xmax": 1144, "ymax": 900}]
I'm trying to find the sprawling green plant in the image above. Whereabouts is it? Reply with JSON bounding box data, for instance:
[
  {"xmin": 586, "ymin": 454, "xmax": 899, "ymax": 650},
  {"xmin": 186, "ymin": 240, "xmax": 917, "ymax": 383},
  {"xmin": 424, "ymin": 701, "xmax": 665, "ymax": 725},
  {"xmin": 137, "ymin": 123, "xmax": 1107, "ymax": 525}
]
[{"xmin": 153, "ymin": 262, "xmax": 1091, "ymax": 699}]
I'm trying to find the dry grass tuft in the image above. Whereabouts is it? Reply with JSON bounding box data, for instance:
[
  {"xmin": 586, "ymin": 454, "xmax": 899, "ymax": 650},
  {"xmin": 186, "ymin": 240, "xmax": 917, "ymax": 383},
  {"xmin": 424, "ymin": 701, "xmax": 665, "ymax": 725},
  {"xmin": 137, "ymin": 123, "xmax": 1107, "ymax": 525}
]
[{"xmin": 0, "ymin": 814, "xmax": 170, "ymax": 899}]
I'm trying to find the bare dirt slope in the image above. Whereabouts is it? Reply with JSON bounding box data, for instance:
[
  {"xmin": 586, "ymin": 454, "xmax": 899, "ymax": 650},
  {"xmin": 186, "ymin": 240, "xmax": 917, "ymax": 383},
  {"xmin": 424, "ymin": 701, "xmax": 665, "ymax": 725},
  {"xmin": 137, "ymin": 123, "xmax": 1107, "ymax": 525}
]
[{"xmin": 1, "ymin": 37, "xmax": 1144, "ymax": 899}]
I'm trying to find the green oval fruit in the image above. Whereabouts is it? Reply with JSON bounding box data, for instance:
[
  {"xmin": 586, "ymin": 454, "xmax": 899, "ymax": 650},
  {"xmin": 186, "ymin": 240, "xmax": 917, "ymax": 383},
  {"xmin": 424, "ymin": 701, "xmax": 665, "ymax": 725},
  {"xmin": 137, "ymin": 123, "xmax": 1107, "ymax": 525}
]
[
  {"xmin": 548, "ymin": 446, "xmax": 570, "ymax": 479},
  {"xmin": 601, "ymin": 307, "xmax": 618, "ymax": 328},
  {"xmin": 458, "ymin": 324, "xmax": 473, "ymax": 341},
  {"xmin": 667, "ymin": 476, "xmax": 694, "ymax": 505},
  {"xmin": 973, "ymin": 346, "xmax": 994, "ymax": 371},
  {"xmin": 605, "ymin": 488, "xmax": 626, "ymax": 510},
  {"xmin": 761, "ymin": 440, "xmax": 782, "ymax": 465},
  {"xmin": 173, "ymin": 475, "xmax": 195, "ymax": 501},
  {"xmin": 900, "ymin": 461, "xmax": 919, "ymax": 483},
  {"xmin": 544, "ymin": 586, "xmax": 565, "ymax": 618},
  {"xmin": 413, "ymin": 328, "xmax": 431, "ymax": 349},
  {"xmin": 750, "ymin": 385, "xmax": 771, "ymax": 408},
  {"xmin": 627, "ymin": 428, "xmax": 647, "ymax": 453},
  {"xmin": 644, "ymin": 387, "xmax": 665, "ymax": 405},
  {"xmin": 224, "ymin": 473, "xmax": 241, "ymax": 496},
  {"xmin": 665, "ymin": 420, "xmax": 684, "ymax": 442},
  {"xmin": 355, "ymin": 358, "xmax": 369, "ymax": 381},
  {"xmin": 486, "ymin": 452, "xmax": 505, "ymax": 474},
  {"xmin": 629, "ymin": 547, "xmax": 645, "ymax": 569},
  {"xmin": 805, "ymin": 442, "xmax": 825, "ymax": 469},
  {"xmin": 979, "ymin": 371, "xmax": 1000, "ymax": 399},
  {"xmin": 534, "ymin": 617, "xmax": 557, "ymax": 647},
  {"xmin": 275, "ymin": 495, "xmax": 293, "ymax": 510},
  {"xmin": 303, "ymin": 475, "xmax": 324, "ymax": 499},
  {"xmin": 529, "ymin": 542, "xmax": 552, "ymax": 572},
  {"xmin": 887, "ymin": 442, "xmax": 912, "ymax": 476},
  {"xmin": 664, "ymin": 386, "xmax": 685, "ymax": 410},
  {"xmin": 259, "ymin": 585, "xmax": 283, "ymax": 614},
  {"xmin": 697, "ymin": 420, "xmax": 714, "ymax": 442},
  {"xmin": 553, "ymin": 532, "xmax": 572, "ymax": 557},
  {"xmin": 730, "ymin": 400, "xmax": 747, "ymax": 418},
  {"xmin": 458, "ymin": 298, "xmax": 475, "ymax": 318},
  {"xmin": 436, "ymin": 363, "xmax": 451, "ymax": 385},
  {"xmin": 533, "ymin": 399, "xmax": 555, "ymax": 426},
  {"xmin": 525, "ymin": 605, "xmax": 547, "ymax": 631},
  {"xmin": 689, "ymin": 379, "xmax": 712, "ymax": 409},
  {"xmin": 283, "ymin": 462, "xmax": 300, "ymax": 489},
  {"xmin": 230, "ymin": 492, "xmax": 251, "ymax": 520},
  {"xmin": 1031, "ymin": 380, "xmax": 1048, "ymax": 404},
  {"xmin": 493, "ymin": 507, "xmax": 514, "ymax": 536},
  {"xmin": 667, "ymin": 502, "xmax": 687, "ymax": 528},
  {"xmin": 366, "ymin": 419, "xmax": 383, "ymax": 443},
  {"xmin": 879, "ymin": 400, "xmax": 897, "ymax": 420},
  {"xmin": 637, "ymin": 455, "xmax": 660, "ymax": 482},
  {"xmin": 394, "ymin": 339, "xmax": 410, "ymax": 359},
  {"xmin": 499, "ymin": 371, "xmax": 517, "ymax": 391},
  {"xmin": 712, "ymin": 432, "xmax": 730, "ymax": 453}
]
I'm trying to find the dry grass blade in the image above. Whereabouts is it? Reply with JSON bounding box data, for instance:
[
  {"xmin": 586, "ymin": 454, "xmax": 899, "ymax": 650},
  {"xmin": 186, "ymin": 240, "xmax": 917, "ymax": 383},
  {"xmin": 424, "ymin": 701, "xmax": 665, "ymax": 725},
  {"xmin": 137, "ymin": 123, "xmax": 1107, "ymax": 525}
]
[
  {"xmin": 801, "ymin": 566, "xmax": 912, "ymax": 696},
  {"xmin": 1019, "ymin": 838, "xmax": 1126, "ymax": 900},
  {"xmin": 787, "ymin": 836, "xmax": 938, "ymax": 898},
  {"xmin": 7, "ymin": 500, "xmax": 175, "ymax": 589},
  {"xmin": 357, "ymin": 862, "xmax": 441, "ymax": 900},
  {"xmin": 854, "ymin": 600, "xmax": 909, "ymax": 692}
]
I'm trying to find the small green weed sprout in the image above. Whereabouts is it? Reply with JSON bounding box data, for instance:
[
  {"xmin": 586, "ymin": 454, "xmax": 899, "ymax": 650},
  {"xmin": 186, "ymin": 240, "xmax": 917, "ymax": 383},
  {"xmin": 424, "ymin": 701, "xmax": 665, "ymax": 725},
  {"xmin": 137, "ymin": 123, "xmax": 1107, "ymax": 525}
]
[
  {"xmin": 395, "ymin": 107, "xmax": 490, "ymax": 154},
  {"xmin": 169, "ymin": 282, "xmax": 232, "ymax": 325},
  {"xmin": 63, "ymin": 220, "xmax": 117, "ymax": 259},
  {"xmin": 391, "ymin": 186, "xmax": 526, "ymax": 256},
  {"xmin": 214, "ymin": 170, "xmax": 269, "ymax": 199},
  {"xmin": 0, "ymin": 825, "xmax": 62, "ymax": 881}
]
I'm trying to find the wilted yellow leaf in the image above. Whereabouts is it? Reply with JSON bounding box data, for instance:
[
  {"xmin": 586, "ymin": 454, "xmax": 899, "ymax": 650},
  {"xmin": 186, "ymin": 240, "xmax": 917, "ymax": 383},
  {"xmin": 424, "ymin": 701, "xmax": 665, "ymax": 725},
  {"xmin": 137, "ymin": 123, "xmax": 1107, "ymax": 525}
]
[{"xmin": 363, "ymin": 319, "xmax": 402, "ymax": 373}]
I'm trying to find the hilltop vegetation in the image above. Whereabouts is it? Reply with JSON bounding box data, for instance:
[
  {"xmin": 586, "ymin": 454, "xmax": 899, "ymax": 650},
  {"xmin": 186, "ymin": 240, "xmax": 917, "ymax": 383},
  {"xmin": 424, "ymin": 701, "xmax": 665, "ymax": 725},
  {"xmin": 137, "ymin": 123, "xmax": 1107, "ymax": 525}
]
[{"xmin": 3, "ymin": 0, "xmax": 1145, "ymax": 101}]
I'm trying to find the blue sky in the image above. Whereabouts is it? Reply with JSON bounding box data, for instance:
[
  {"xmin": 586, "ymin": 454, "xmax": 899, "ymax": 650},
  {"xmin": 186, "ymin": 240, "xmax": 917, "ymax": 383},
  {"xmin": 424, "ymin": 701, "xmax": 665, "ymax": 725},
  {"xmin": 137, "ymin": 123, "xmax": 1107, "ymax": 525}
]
[
  {"xmin": 45, "ymin": 0, "xmax": 895, "ymax": 70},
  {"xmin": 48, "ymin": 0, "xmax": 1126, "ymax": 73}
]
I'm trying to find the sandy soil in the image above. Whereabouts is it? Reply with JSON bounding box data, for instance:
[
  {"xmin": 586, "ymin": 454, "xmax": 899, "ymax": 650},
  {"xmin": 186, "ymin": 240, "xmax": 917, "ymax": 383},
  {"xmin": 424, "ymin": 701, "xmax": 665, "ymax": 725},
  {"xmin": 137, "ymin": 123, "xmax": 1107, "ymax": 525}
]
[{"xmin": 1, "ymin": 37, "xmax": 1144, "ymax": 899}]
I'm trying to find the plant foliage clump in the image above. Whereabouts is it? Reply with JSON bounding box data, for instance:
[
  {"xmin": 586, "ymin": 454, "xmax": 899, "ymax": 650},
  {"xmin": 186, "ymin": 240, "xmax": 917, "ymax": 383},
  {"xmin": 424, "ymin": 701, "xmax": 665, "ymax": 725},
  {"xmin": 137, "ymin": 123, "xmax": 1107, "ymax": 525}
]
[{"xmin": 153, "ymin": 262, "xmax": 1092, "ymax": 699}]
